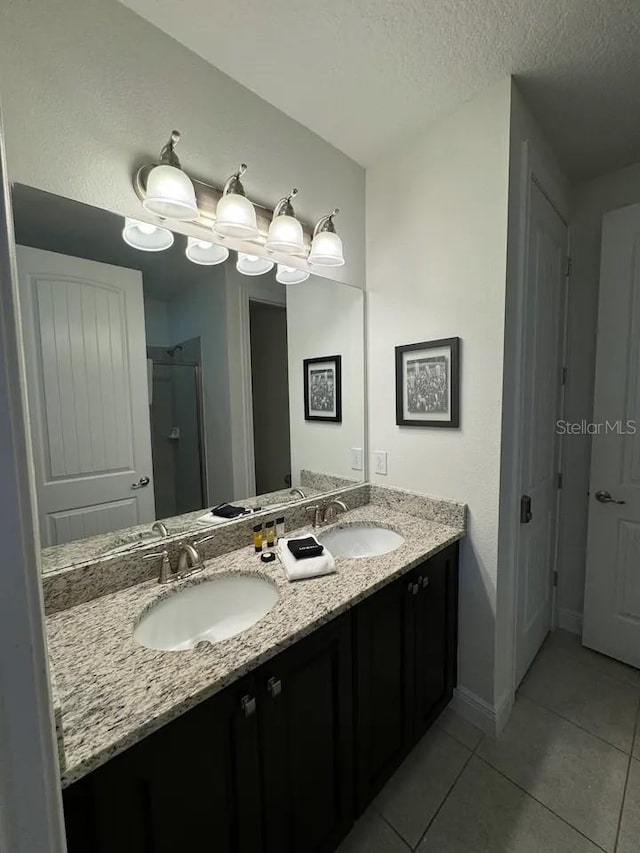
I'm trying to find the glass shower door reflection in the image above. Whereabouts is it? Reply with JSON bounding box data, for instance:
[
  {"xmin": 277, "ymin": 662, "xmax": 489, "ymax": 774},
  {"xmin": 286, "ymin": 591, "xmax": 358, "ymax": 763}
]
[{"xmin": 150, "ymin": 362, "xmax": 206, "ymax": 519}]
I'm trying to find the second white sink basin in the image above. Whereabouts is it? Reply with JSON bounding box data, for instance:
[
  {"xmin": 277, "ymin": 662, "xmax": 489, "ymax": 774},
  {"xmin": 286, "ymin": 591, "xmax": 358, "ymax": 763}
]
[
  {"xmin": 319, "ymin": 524, "xmax": 405, "ymax": 558},
  {"xmin": 134, "ymin": 575, "xmax": 279, "ymax": 651}
]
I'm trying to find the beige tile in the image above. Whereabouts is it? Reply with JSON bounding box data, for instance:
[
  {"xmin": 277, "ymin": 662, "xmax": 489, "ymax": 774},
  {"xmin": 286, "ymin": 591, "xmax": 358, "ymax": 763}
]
[
  {"xmin": 519, "ymin": 644, "xmax": 640, "ymax": 752},
  {"xmin": 336, "ymin": 808, "xmax": 410, "ymax": 853},
  {"xmin": 544, "ymin": 630, "xmax": 640, "ymax": 688},
  {"xmin": 374, "ymin": 727, "xmax": 470, "ymax": 848},
  {"xmin": 618, "ymin": 758, "xmax": 640, "ymax": 853},
  {"xmin": 417, "ymin": 756, "xmax": 602, "ymax": 853},
  {"xmin": 477, "ymin": 697, "xmax": 628, "ymax": 851},
  {"xmin": 437, "ymin": 705, "xmax": 483, "ymax": 751}
]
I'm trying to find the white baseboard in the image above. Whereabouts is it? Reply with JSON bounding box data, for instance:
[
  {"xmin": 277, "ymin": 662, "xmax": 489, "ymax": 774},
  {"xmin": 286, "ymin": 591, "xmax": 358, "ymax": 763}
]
[
  {"xmin": 451, "ymin": 686, "xmax": 513, "ymax": 738},
  {"xmin": 558, "ymin": 608, "xmax": 583, "ymax": 636}
]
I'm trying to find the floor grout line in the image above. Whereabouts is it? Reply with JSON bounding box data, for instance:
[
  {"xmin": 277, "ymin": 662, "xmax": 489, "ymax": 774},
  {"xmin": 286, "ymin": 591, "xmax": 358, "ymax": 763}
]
[
  {"xmin": 545, "ymin": 636, "xmax": 640, "ymax": 690},
  {"xmin": 370, "ymin": 805, "xmax": 413, "ymax": 852},
  {"xmin": 410, "ymin": 749, "xmax": 474, "ymax": 851},
  {"xmin": 613, "ymin": 696, "xmax": 639, "ymax": 852},
  {"xmin": 473, "ymin": 753, "xmax": 610, "ymax": 853},
  {"xmin": 517, "ymin": 690, "xmax": 635, "ymax": 758}
]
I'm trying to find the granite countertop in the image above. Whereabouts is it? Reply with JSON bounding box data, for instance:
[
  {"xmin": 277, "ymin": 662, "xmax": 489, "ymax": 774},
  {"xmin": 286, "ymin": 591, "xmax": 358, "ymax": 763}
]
[{"xmin": 46, "ymin": 503, "xmax": 464, "ymax": 787}]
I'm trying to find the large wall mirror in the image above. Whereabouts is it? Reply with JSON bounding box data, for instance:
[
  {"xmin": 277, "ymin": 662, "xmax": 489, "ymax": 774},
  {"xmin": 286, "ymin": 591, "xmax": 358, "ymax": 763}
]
[{"xmin": 11, "ymin": 186, "xmax": 365, "ymax": 569}]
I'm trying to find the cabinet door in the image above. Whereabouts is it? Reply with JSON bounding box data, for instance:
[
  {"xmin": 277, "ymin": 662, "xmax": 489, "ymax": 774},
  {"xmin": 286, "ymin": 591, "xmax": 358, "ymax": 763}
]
[
  {"xmin": 259, "ymin": 614, "xmax": 353, "ymax": 853},
  {"xmin": 412, "ymin": 544, "xmax": 458, "ymax": 739},
  {"xmin": 64, "ymin": 676, "xmax": 262, "ymax": 853},
  {"xmin": 353, "ymin": 573, "xmax": 413, "ymax": 810}
]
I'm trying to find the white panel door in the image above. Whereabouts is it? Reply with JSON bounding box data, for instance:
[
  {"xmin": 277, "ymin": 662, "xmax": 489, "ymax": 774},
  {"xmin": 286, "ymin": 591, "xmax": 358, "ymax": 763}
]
[
  {"xmin": 17, "ymin": 246, "xmax": 155, "ymax": 546},
  {"xmin": 583, "ymin": 203, "xmax": 640, "ymax": 668},
  {"xmin": 515, "ymin": 181, "xmax": 568, "ymax": 686}
]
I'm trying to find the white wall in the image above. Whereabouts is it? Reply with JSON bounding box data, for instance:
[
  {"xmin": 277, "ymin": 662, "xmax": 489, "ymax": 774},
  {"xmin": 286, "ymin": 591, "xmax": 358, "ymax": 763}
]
[
  {"xmin": 366, "ymin": 79, "xmax": 512, "ymax": 707},
  {"xmin": 558, "ymin": 162, "xmax": 640, "ymax": 624},
  {"xmin": 167, "ymin": 266, "xmax": 233, "ymax": 503},
  {"xmin": 0, "ymin": 0, "xmax": 365, "ymax": 289},
  {"xmin": 287, "ymin": 276, "xmax": 365, "ymax": 484}
]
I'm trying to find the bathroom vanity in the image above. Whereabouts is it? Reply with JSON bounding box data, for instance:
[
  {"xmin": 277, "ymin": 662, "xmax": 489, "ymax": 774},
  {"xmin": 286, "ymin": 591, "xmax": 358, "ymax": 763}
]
[{"xmin": 53, "ymin": 494, "xmax": 463, "ymax": 853}]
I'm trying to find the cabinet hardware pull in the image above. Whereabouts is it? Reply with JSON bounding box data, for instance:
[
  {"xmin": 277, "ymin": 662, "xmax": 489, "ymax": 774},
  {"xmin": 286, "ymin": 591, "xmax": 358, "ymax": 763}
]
[
  {"xmin": 240, "ymin": 694, "xmax": 256, "ymax": 718},
  {"xmin": 407, "ymin": 582, "xmax": 414, "ymax": 594},
  {"xmin": 422, "ymin": 576, "xmax": 429, "ymax": 588},
  {"xmin": 412, "ymin": 582, "xmax": 419, "ymax": 595},
  {"xmin": 267, "ymin": 677, "xmax": 282, "ymax": 698}
]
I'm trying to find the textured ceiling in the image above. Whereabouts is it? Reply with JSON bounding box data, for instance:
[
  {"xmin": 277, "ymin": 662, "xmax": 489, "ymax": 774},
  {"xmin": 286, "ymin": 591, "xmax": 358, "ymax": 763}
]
[{"xmin": 120, "ymin": 0, "xmax": 640, "ymax": 181}]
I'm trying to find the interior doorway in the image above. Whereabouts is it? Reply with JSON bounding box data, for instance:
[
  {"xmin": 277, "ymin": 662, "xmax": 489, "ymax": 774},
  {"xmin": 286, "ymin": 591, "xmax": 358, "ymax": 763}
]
[
  {"xmin": 248, "ymin": 300, "xmax": 291, "ymax": 495},
  {"xmin": 513, "ymin": 180, "xmax": 569, "ymax": 687}
]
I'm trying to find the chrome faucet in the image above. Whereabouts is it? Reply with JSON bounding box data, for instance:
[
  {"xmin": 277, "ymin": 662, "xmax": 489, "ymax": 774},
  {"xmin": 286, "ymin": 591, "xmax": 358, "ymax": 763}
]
[
  {"xmin": 290, "ymin": 487, "xmax": 306, "ymax": 499},
  {"xmin": 306, "ymin": 505, "xmax": 323, "ymax": 528},
  {"xmin": 176, "ymin": 541, "xmax": 203, "ymax": 577},
  {"xmin": 152, "ymin": 521, "xmax": 169, "ymax": 537},
  {"xmin": 322, "ymin": 499, "xmax": 348, "ymax": 523}
]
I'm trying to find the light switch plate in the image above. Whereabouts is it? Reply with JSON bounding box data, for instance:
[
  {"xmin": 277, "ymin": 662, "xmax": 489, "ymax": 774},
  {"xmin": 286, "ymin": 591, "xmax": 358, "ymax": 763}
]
[
  {"xmin": 373, "ymin": 450, "xmax": 388, "ymax": 475},
  {"xmin": 351, "ymin": 448, "xmax": 363, "ymax": 471}
]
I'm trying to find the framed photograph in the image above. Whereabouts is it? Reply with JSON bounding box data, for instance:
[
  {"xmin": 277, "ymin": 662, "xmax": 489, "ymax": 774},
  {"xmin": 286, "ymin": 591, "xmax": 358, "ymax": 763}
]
[
  {"xmin": 395, "ymin": 337, "xmax": 460, "ymax": 428},
  {"xmin": 304, "ymin": 355, "xmax": 342, "ymax": 423}
]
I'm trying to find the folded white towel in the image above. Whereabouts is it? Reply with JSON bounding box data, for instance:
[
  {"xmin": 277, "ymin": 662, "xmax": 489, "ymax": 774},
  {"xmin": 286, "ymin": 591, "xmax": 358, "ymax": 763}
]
[{"xmin": 277, "ymin": 536, "xmax": 336, "ymax": 581}]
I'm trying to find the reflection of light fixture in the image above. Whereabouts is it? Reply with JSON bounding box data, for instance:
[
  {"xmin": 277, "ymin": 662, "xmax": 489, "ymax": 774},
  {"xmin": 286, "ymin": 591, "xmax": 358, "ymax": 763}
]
[
  {"xmin": 236, "ymin": 252, "xmax": 274, "ymax": 276},
  {"xmin": 185, "ymin": 236, "xmax": 229, "ymax": 265},
  {"xmin": 266, "ymin": 188, "xmax": 304, "ymax": 255},
  {"xmin": 276, "ymin": 264, "xmax": 310, "ymax": 285},
  {"xmin": 213, "ymin": 164, "xmax": 259, "ymax": 240},
  {"xmin": 308, "ymin": 208, "xmax": 345, "ymax": 267},
  {"xmin": 142, "ymin": 130, "xmax": 199, "ymax": 221},
  {"xmin": 122, "ymin": 217, "xmax": 174, "ymax": 251}
]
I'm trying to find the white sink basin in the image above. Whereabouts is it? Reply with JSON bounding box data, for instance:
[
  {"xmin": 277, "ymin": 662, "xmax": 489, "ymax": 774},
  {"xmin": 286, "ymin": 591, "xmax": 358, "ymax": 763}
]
[
  {"xmin": 134, "ymin": 575, "xmax": 280, "ymax": 651},
  {"xmin": 318, "ymin": 524, "xmax": 405, "ymax": 558}
]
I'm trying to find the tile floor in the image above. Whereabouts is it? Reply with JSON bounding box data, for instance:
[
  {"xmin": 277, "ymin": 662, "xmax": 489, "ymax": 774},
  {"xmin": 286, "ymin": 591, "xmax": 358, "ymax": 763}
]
[{"xmin": 338, "ymin": 629, "xmax": 640, "ymax": 853}]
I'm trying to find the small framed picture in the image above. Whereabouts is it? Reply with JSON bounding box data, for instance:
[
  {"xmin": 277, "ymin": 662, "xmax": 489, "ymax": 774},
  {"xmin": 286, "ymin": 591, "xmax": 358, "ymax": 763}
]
[
  {"xmin": 395, "ymin": 338, "xmax": 460, "ymax": 428},
  {"xmin": 304, "ymin": 355, "xmax": 342, "ymax": 423}
]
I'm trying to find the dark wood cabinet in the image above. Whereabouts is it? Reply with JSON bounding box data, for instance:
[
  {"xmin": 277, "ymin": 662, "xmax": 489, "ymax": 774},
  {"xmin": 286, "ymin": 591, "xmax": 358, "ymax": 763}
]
[
  {"xmin": 63, "ymin": 675, "xmax": 262, "ymax": 853},
  {"xmin": 259, "ymin": 614, "xmax": 353, "ymax": 853},
  {"xmin": 353, "ymin": 542, "xmax": 459, "ymax": 810},
  {"xmin": 63, "ymin": 544, "xmax": 459, "ymax": 853}
]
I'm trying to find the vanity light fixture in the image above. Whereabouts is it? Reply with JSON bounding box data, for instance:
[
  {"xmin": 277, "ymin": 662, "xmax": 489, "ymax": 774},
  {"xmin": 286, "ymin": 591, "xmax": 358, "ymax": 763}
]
[
  {"xmin": 185, "ymin": 236, "xmax": 229, "ymax": 265},
  {"xmin": 122, "ymin": 217, "xmax": 174, "ymax": 252},
  {"xmin": 276, "ymin": 264, "xmax": 310, "ymax": 285},
  {"xmin": 213, "ymin": 164, "xmax": 259, "ymax": 240},
  {"xmin": 265, "ymin": 189, "xmax": 305, "ymax": 255},
  {"xmin": 236, "ymin": 252, "xmax": 275, "ymax": 276},
  {"xmin": 142, "ymin": 131, "xmax": 199, "ymax": 221},
  {"xmin": 308, "ymin": 209, "xmax": 345, "ymax": 267}
]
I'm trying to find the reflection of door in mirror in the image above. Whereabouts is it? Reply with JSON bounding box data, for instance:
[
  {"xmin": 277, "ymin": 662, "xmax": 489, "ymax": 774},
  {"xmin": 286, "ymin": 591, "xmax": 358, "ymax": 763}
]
[
  {"xmin": 148, "ymin": 346, "xmax": 206, "ymax": 518},
  {"xmin": 249, "ymin": 300, "xmax": 291, "ymax": 494},
  {"xmin": 16, "ymin": 247, "xmax": 155, "ymax": 546}
]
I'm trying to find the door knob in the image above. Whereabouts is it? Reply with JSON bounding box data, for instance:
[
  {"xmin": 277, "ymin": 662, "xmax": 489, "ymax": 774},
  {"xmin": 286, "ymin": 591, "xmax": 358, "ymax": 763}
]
[
  {"xmin": 595, "ymin": 490, "xmax": 625, "ymax": 505},
  {"xmin": 131, "ymin": 476, "xmax": 150, "ymax": 490}
]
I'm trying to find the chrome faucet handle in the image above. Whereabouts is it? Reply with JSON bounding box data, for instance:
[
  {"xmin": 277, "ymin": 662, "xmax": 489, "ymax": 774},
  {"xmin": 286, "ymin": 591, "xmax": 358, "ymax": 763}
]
[
  {"xmin": 192, "ymin": 532, "xmax": 219, "ymax": 548},
  {"xmin": 152, "ymin": 521, "xmax": 169, "ymax": 537},
  {"xmin": 305, "ymin": 505, "xmax": 323, "ymax": 528},
  {"xmin": 143, "ymin": 549, "xmax": 174, "ymax": 585},
  {"xmin": 290, "ymin": 487, "xmax": 306, "ymax": 499}
]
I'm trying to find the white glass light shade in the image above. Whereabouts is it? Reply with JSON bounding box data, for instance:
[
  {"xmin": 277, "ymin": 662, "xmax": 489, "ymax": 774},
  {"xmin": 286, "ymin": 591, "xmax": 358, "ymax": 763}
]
[
  {"xmin": 265, "ymin": 214, "xmax": 305, "ymax": 254},
  {"xmin": 143, "ymin": 164, "xmax": 199, "ymax": 220},
  {"xmin": 276, "ymin": 264, "xmax": 310, "ymax": 285},
  {"xmin": 214, "ymin": 193, "xmax": 259, "ymax": 240},
  {"xmin": 236, "ymin": 252, "xmax": 275, "ymax": 276},
  {"xmin": 308, "ymin": 231, "xmax": 345, "ymax": 267},
  {"xmin": 122, "ymin": 217, "xmax": 174, "ymax": 252},
  {"xmin": 185, "ymin": 236, "xmax": 229, "ymax": 265}
]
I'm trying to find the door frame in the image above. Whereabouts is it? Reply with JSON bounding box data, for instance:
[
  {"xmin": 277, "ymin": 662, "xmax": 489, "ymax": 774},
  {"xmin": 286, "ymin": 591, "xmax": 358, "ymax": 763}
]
[
  {"xmin": 0, "ymin": 111, "xmax": 66, "ymax": 851},
  {"xmin": 227, "ymin": 272, "xmax": 286, "ymax": 500},
  {"xmin": 500, "ymin": 138, "xmax": 571, "ymax": 713}
]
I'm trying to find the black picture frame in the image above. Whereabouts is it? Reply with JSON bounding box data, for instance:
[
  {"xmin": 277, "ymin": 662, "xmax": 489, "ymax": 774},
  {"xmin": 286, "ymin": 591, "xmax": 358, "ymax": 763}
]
[
  {"xmin": 395, "ymin": 337, "xmax": 460, "ymax": 428},
  {"xmin": 303, "ymin": 355, "xmax": 342, "ymax": 423}
]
